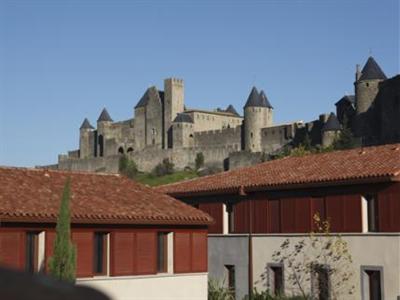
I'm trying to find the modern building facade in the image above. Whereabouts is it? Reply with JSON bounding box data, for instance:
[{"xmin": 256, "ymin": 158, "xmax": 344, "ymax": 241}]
[
  {"xmin": 0, "ymin": 167, "xmax": 212, "ymax": 300},
  {"xmin": 50, "ymin": 56, "xmax": 399, "ymax": 174},
  {"xmin": 158, "ymin": 143, "xmax": 400, "ymax": 300}
]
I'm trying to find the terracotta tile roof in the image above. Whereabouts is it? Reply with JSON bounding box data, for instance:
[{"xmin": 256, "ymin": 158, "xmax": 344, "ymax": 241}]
[
  {"xmin": 0, "ymin": 168, "xmax": 212, "ymax": 225},
  {"xmin": 157, "ymin": 144, "xmax": 400, "ymax": 197}
]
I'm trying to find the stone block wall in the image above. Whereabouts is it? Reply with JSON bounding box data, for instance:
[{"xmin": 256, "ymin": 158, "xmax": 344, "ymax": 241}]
[
  {"xmin": 186, "ymin": 110, "xmax": 243, "ymax": 132},
  {"xmin": 194, "ymin": 126, "xmax": 241, "ymax": 151},
  {"xmin": 260, "ymin": 123, "xmax": 295, "ymax": 153}
]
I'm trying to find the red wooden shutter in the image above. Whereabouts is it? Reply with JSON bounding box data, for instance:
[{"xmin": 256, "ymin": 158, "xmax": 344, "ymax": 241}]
[
  {"xmin": 343, "ymin": 194, "xmax": 362, "ymax": 232},
  {"xmin": 191, "ymin": 232, "xmax": 207, "ymax": 272},
  {"xmin": 252, "ymin": 197, "xmax": 269, "ymax": 233},
  {"xmin": 72, "ymin": 231, "xmax": 93, "ymax": 278},
  {"xmin": 281, "ymin": 198, "xmax": 296, "ymax": 233},
  {"xmin": 174, "ymin": 232, "xmax": 191, "ymax": 273},
  {"xmin": 268, "ymin": 199, "xmax": 281, "ymax": 233},
  {"xmin": 111, "ymin": 232, "xmax": 135, "ymax": 276},
  {"xmin": 234, "ymin": 200, "xmax": 250, "ymax": 233},
  {"xmin": 0, "ymin": 231, "xmax": 25, "ymax": 270},
  {"xmin": 325, "ymin": 195, "xmax": 345, "ymax": 232},
  {"xmin": 294, "ymin": 197, "xmax": 312, "ymax": 233},
  {"xmin": 311, "ymin": 197, "xmax": 326, "ymax": 225},
  {"xmin": 378, "ymin": 183, "xmax": 400, "ymax": 232},
  {"xmin": 45, "ymin": 231, "xmax": 56, "ymax": 273},
  {"xmin": 199, "ymin": 203, "xmax": 223, "ymax": 233},
  {"xmin": 136, "ymin": 232, "xmax": 156, "ymax": 275}
]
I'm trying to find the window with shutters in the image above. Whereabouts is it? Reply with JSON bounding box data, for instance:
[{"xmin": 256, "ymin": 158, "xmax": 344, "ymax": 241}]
[
  {"xmin": 25, "ymin": 232, "xmax": 40, "ymax": 273},
  {"xmin": 227, "ymin": 203, "xmax": 235, "ymax": 234},
  {"xmin": 93, "ymin": 232, "xmax": 108, "ymax": 276},
  {"xmin": 136, "ymin": 232, "xmax": 157, "ymax": 275},
  {"xmin": 110, "ymin": 232, "xmax": 135, "ymax": 276},
  {"xmin": 362, "ymin": 195, "xmax": 378, "ymax": 232},
  {"xmin": 0, "ymin": 231, "xmax": 24, "ymax": 270},
  {"xmin": 157, "ymin": 232, "xmax": 168, "ymax": 273},
  {"xmin": 72, "ymin": 231, "xmax": 94, "ymax": 278}
]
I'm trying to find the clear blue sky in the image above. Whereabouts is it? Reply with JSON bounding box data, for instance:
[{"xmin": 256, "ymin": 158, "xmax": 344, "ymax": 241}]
[{"xmin": 1, "ymin": 0, "xmax": 399, "ymax": 167}]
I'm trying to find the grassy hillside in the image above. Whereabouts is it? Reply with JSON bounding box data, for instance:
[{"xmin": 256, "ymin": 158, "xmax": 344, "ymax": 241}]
[{"xmin": 134, "ymin": 170, "xmax": 198, "ymax": 187}]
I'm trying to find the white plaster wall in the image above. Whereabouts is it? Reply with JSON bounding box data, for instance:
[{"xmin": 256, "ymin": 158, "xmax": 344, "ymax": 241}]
[
  {"xmin": 251, "ymin": 234, "xmax": 400, "ymax": 300},
  {"xmin": 78, "ymin": 273, "xmax": 208, "ymax": 300}
]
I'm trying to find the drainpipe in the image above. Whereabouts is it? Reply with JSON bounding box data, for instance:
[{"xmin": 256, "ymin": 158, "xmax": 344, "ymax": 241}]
[
  {"xmin": 240, "ymin": 186, "xmax": 253, "ymax": 298},
  {"xmin": 248, "ymin": 196, "xmax": 253, "ymax": 299}
]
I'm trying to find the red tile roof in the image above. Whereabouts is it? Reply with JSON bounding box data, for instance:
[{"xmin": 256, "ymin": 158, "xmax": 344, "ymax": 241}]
[
  {"xmin": 0, "ymin": 167, "xmax": 212, "ymax": 225},
  {"xmin": 157, "ymin": 144, "xmax": 400, "ymax": 197}
]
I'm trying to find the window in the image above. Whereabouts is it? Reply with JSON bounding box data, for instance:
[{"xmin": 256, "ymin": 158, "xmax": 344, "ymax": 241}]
[
  {"xmin": 268, "ymin": 264, "xmax": 284, "ymax": 295},
  {"xmin": 366, "ymin": 270, "xmax": 382, "ymax": 300},
  {"xmin": 363, "ymin": 195, "xmax": 378, "ymax": 232},
  {"xmin": 93, "ymin": 232, "xmax": 108, "ymax": 275},
  {"xmin": 118, "ymin": 147, "xmax": 124, "ymax": 154},
  {"xmin": 312, "ymin": 264, "xmax": 330, "ymax": 300},
  {"xmin": 224, "ymin": 265, "xmax": 235, "ymax": 297},
  {"xmin": 226, "ymin": 203, "xmax": 234, "ymax": 233},
  {"xmin": 157, "ymin": 232, "xmax": 168, "ymax": 273},
  {"xmin": 362, "ymin": 267, "xmax": 383, "ymax": 300},
  {"xmin": 25, "ymin": 232, "xmax": 39, "ymax": 273},
  {"xmin": 127, "ymin": 147, "xmax": 134, "ymax": 153}
]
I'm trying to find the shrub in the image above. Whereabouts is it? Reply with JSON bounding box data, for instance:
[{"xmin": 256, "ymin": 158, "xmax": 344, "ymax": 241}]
[
  {"xmin": 208, "ymin": 279, "xmax": 234, "ymax": 300},
  {"xmin": 244, "ymin": 288, "xmax": 309, "ymax": 300},
  {"xmin": 152, "ymin": 158, "xmax": 174, "ymax": 177},
  {"xmin": 195, "ymin": 152, "xmax": 205, "ymax": 170},
  {"xmin": 119, "ymin": 155, "xmax": 138, "ymax": 179}
]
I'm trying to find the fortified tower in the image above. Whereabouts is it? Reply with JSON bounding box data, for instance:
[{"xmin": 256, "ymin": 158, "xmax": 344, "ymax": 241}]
[
  {"xmin": 354, "ymin": 56, "xmax": 387, "ymax": 137},
  {"xmin": 79, "ymin": 118, "xmax": 94, "ymax": 158},
  {"xmin": 244, "ymin": 87, "xmax": 273, "ymax": 152},
  {"xmin": 171, "ymin": 113, "xmax": 194, "ymax": 149},
  {"xmin": 96, "ymin": 108, "xmax": 113, "ymax": 157},
  {"xmin": 321, "ymin": 113, "xmax": 341, "ymax": 147},
  {"xmin": 164, "ymin": 78, "xmax": 185, "ymax": 149}
]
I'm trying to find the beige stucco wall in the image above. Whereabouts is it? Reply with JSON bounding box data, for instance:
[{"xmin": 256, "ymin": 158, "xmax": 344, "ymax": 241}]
[
  {"xmin": 251, "ymin": 234, "xmax": 400, "ymax": 299},
  {"xmin": 78, "ymin": 273, "xmax": 208, "ymax": 300}
]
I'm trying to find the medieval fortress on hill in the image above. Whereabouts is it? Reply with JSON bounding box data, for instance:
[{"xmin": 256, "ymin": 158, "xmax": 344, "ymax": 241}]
[{"xmin": 54, "ymin": 56, "xmax": 400, "ymax": 173}]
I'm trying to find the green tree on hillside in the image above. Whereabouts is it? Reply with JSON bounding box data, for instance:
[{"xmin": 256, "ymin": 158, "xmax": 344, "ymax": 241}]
[
  {"xmin": 48, "ymin": 178, "xmax": 76, "ymax": 282},
  {"xmin": 119, "ymin": 155, "xmax": 138, "ymax": 179},
  {"xmin": 332, "ymin": 116, "xmax": 358, "ymax": 150},
  {"xmin": 195, "ymin": 152, "xmax": 205, "ymax": 170}
]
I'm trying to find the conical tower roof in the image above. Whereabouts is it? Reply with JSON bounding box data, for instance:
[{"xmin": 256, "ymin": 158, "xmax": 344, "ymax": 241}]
[
  {"xmin": 322, "ymin": 113, "xmax": 341, "ymax": 132},
  {"xmin": 244, "ymin": 87, "xmax": 260, "ymax": 108},
  {"xmin": 259, "ymin": 90, "xmax": 273, "ymax": 109},
  {"xmin": 97, "ymin": 108, "xmax": 113, "ymax": 122},
  {"xmin": 226, "ymin": 104, "xmax": 240, "ymax": 116},
  {"xmin": 359, "ymin": 56, "xmax": 387, "ymax": 81},
  {"xmin": 80, "ymin": 118, "xmax": 94, "ymax": 130}
]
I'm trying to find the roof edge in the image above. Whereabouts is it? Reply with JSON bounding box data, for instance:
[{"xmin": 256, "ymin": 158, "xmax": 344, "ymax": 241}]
[{"xmin": 164, "ymin": 174, "xmax": 397, "ymax": 198}]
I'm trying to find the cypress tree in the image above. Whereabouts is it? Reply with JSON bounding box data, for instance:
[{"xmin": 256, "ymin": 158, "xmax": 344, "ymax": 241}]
[{"xmin": 48, "ymin": 178, "xmax": 76, "ymax": 282}]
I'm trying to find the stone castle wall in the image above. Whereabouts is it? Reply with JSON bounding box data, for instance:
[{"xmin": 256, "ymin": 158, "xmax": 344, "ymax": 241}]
[
  {"xmin": 58, "ymin": 145, "xmax": 233, "ymax": 174},
  {"xmin": 194, "ymin": 126, "xmax": 242, "ymax": 150},
  {"xmin": 186, "ymin": 110, "xmax": 243, "ymax": 132},
  {"xmin": 260, "ymin": 123, "xmax": 296, "ymax": 153}
]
